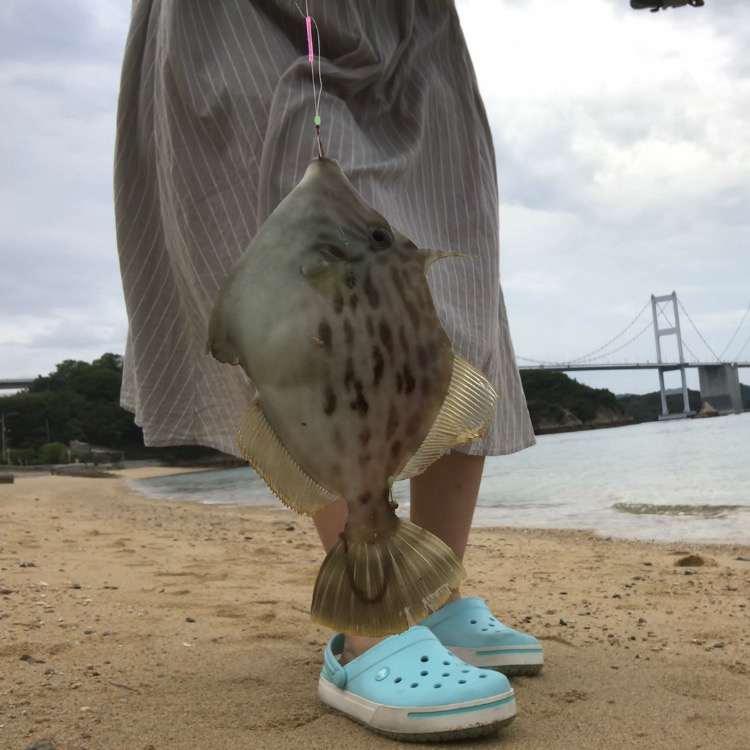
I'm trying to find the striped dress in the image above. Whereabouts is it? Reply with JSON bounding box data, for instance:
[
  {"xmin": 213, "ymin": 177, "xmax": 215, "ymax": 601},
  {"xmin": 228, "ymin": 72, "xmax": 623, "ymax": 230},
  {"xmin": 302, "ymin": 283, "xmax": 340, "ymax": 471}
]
[{"xmin": 114, "ymin": 0, "xmax": 534, "ymax": 459}]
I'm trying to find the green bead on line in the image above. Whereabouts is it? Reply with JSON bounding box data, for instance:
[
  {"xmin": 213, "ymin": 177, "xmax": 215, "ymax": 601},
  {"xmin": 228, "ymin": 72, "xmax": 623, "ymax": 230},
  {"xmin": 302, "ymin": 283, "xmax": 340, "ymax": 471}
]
[
  {"xmin": 314, "ymin": 115, "xmax": 321, "ymax": 126},
  {"xmin": 387, "ymin": 475, "xmax": 395, "ymax": 488}
]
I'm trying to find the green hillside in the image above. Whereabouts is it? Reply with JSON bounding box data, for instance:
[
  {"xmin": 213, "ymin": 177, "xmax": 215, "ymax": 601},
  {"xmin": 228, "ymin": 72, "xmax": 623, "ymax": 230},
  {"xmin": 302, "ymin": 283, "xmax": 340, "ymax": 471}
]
[
  {"xmin": 519, "ymin": 370, "xmax": 628, "ymax": 433},
  {"xmin": 0, "ymin": 354, "xmax": 222, "ymax": 465},
  {"xmin": 619, "ymin": 382, "xmax": 750, "ymax": 422}
]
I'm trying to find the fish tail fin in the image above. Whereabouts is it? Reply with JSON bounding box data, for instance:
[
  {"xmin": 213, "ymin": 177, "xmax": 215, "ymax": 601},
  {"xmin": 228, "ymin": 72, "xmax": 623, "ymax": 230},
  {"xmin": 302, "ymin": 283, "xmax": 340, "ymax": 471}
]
[{"xmin": 310, "ymin": 519, "xmax": 466, "ymax": 636}]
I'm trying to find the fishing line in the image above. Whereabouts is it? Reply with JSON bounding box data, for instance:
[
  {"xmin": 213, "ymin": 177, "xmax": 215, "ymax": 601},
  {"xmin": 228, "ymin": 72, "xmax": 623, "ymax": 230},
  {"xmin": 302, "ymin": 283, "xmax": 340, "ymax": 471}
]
[{"xmin": 297, "ymin": 2, "xmax": 326, "ymax": 158}]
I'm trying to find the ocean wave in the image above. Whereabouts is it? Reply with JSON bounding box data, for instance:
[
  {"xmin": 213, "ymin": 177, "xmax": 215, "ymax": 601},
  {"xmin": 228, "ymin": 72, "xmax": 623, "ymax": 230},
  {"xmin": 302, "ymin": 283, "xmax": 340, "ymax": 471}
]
[{"xmin": 613, "ymin": 502, "xmax": 746, "ymax": 517}]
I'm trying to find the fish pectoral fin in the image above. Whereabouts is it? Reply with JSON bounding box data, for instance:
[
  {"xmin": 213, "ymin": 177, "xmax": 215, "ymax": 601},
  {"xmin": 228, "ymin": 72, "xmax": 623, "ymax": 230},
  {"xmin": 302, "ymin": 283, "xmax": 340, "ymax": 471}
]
[
  {"xmin": 237, "ymin": 400, "xmax": 338, "ymax": 516},
  {"xmin": 395, "ymin": 355, "xmax": 498, "ymax": 481},
  {"xmin": 310, "ymin": 519, "xmax": 466, "ymax": 637},
  {"xmin": 207, "ymin": 299, "xmax": 241, "ymax": 366},
  {"xmin": 301, "ymin": 254, "xmax": 348, "ymax": 298}
]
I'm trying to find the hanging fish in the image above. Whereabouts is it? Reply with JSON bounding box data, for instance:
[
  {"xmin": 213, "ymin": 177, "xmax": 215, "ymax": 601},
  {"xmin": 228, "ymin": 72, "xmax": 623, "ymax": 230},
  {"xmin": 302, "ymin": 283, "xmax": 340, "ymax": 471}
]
[{"xmin": 207, "ymin": 157, "xmax": 497, "ymax": 637}]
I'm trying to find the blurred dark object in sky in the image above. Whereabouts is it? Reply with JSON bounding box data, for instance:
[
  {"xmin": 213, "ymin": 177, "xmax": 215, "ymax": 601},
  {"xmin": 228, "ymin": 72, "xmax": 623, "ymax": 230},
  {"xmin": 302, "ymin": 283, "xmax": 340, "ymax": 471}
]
[{"xmin": 631, "ymin": 0, "xmax": 705, "ymax": 12}]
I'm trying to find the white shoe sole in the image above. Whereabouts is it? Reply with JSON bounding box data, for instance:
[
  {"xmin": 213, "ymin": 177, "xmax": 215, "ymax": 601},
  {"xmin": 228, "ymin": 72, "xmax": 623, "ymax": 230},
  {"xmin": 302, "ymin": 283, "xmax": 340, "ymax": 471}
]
[
  {"xmin": 318, "ymin": 676, "xmax": 516, "ymax": 741},
  {"xmin": 446, "ymin": 644, "xmax": 544, "ymax": 675}
]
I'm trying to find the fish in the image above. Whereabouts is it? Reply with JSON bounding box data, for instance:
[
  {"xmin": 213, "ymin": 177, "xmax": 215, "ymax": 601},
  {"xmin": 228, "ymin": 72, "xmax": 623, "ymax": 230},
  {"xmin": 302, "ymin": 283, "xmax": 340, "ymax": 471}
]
[{"xmin": 207, "ymin": 157, "xmax": 498, "ymax": 637}]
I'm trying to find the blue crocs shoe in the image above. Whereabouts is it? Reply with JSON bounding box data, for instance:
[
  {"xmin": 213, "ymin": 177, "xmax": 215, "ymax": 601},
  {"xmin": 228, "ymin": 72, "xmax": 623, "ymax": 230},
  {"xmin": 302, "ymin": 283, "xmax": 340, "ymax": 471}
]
[
  {"xmin": 421, "ymin": 597, "xmax": 544, "ymax": 676},
  {"xmin": 318, "ymin": 626, "xmax": 516, "ymax": 741}
]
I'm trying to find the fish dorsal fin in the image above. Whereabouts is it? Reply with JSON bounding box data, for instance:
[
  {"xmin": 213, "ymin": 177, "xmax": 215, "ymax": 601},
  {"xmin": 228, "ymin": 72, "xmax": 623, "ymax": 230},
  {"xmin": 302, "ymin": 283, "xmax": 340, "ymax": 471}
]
[
  {"xmin": 237, "ymin": 400, "xmax": 339, "ymax": 516},
  {"xmin": 395, "ymin": 355, "xmax": 498, "ymax": 481}
]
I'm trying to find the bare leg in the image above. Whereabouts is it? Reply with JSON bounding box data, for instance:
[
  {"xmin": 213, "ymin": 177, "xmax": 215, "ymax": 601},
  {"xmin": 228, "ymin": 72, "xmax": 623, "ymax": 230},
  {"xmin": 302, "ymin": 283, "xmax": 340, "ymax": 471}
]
[
  {"xmin": 312, "ymin": 450, "xmax": 485, "ymax": 663},
  {"xmin": 409, "ymin": 450, "xmax": 484, "ymax": 565}
]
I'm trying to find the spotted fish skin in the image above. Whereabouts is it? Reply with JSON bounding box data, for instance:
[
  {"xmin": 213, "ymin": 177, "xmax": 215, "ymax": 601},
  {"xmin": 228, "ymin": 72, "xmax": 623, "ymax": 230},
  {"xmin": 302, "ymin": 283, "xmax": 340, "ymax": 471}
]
[{"xmin": 208, "ymin": 158, "xmax": 497, "ymax": 636}]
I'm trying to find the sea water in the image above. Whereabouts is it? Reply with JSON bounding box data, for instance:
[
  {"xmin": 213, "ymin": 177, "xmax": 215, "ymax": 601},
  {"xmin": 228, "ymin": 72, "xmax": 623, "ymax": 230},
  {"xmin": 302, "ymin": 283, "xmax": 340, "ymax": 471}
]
[{"xmin": 128, "ymin": 411, "xmax": 750, "ymax": 545}]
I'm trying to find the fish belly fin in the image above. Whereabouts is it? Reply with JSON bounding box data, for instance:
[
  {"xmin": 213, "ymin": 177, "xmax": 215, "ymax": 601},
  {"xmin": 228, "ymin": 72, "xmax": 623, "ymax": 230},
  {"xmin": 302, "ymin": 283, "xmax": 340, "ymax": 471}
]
[
  {"xmin": 395, "ymin": 355, "xmax": 499, "ymax": 481},
  {"xmin": 310, "ymin": 518, "xmax": 466, "ymax": 636},
  {"xmin": 237, "ymin": 400, "xmax": 339, "ymax": 516}
]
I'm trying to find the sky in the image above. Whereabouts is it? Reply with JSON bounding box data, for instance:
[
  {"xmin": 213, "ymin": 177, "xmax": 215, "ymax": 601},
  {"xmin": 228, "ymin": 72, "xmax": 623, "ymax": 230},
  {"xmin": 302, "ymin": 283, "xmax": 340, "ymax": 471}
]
[{"xmin": 1, "ymin": 0, "xmax": 749, "ymax": 397}]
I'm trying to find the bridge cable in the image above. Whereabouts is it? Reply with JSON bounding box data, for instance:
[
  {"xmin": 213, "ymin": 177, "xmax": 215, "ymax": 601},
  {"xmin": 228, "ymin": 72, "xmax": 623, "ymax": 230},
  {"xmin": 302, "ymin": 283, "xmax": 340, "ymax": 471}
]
[
  {"xmin": 565, "ymin": 299, "xmax": 651, "ymax": 364},
  {"xmin": 717, "ymin": 298, "xmax": 750, "ymax": 361},
  {"xmin": 584, "ymin": 319, "xmax": 654, "ymax": 361},
  {"xmin": 517, "ymin": 318, "xmax": 655, "ymax": 366},
  {"xmin": 676, "ymin": 299, "xmax": 720, "ymax": 361},
  {"xmin": 733, "ymin": 329, "xmax": 750, "ymax": 361}
]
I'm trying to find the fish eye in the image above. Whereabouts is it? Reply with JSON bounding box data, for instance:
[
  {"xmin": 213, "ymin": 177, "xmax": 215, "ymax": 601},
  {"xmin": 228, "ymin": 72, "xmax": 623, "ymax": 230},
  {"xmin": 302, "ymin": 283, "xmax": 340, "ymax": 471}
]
[{"xmin": 371, "ymin": 227, "xmax": 393, "ymax": 248}]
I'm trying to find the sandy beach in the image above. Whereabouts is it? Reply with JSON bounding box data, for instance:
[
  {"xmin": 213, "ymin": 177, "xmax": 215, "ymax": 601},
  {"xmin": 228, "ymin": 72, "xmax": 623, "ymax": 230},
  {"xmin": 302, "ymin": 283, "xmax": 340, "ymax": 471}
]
[{"xmin": 1, "ymin": 468, "xmax": 748, "ymax": 750}]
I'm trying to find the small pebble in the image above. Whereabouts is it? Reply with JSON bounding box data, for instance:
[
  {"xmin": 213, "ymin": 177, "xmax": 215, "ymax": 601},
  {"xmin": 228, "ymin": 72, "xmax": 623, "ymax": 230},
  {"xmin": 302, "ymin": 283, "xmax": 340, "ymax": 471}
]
[
  {"xmin": 186, "ymin": 617, "xmax": 196, "ymax": 623},
  {"xmin": 70, "ymin": 583, "xmax": 81, "ymax": 589},
  {"xmin": 675, "ymin": 554, "xmax": 705, "ymax": 567},
  {"xmin": 84, "ymin": 629, "xmax": 95, "ymax": 635},
  {"xmin": 25, "ymin": 741, "xmax": 55, "ymax": 750}
]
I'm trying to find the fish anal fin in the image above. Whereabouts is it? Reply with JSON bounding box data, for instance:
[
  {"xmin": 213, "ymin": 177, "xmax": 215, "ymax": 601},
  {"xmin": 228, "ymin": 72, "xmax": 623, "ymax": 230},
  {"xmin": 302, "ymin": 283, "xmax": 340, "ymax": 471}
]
[
  {"xmin": 237, "ymin": 400, "xmax": 338, "ymax": 516},
  {"xmin": 395, "ymin": 355, "xmax": 498, "ymax": 481},
  {"xmin": 310, "ymin": 518, "xmax": 466, "ymax": 636}
]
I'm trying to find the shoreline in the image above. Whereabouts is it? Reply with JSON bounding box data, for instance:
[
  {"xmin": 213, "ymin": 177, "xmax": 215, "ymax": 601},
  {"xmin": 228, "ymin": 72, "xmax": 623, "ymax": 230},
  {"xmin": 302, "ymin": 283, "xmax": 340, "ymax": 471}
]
[
  {"xmin": 121, "ymin": 466, "xmax": 750, "ymax": 547},
  {"xmin": 1, "ymin": 470, "xmax": 748, "ymax": 749}
]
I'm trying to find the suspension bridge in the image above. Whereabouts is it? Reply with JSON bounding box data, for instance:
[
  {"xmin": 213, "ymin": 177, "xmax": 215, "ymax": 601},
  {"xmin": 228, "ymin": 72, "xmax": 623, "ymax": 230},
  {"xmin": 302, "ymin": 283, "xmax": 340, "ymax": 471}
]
[
  {"xmin": 2, "ymin": 292, "xmax": 749, "ymax": 418},
  {"xmin": 518, "ymin": 292, "xmax": 750, "ymax": 418}
]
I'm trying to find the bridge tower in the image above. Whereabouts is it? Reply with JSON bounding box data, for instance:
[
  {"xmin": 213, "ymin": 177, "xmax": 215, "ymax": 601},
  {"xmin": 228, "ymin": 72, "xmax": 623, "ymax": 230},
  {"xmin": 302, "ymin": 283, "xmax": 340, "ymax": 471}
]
[{"xmin": 651, "ymin": 292, "xmax": 693, "ymax": 419}]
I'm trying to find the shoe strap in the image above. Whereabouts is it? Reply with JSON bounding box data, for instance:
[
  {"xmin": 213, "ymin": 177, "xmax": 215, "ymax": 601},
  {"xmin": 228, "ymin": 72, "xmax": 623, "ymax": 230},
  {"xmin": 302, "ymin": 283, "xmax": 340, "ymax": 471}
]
[{"xmin": 322, "ymin": 633, "xmax": 347, "ymax": 688}]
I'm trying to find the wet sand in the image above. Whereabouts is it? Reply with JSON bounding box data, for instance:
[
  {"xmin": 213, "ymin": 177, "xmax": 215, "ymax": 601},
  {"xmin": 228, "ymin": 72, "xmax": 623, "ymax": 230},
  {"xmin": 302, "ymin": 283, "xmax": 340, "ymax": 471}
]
[{"xmin": 1, "ymin": 468, "xmax": 748, "ymax": 750}]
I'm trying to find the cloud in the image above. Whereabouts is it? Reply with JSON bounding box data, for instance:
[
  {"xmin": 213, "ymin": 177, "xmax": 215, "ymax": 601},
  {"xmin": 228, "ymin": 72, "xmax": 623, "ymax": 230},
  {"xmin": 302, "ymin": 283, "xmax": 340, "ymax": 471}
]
[
  {"xmin": 1, "ymin": 0, "xmax": 748, "ymax": 394},
  {"xmin": 0, "ymin": 0, "xmax": 129, "ymax": 378}
]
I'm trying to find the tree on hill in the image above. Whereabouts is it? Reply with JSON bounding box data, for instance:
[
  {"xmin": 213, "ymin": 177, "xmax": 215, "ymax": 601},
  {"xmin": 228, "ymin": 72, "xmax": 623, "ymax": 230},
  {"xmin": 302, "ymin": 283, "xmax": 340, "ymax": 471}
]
[
  {"xmin": 0, "ymin": 355, "xmax": 144, "ymax": 463},
  {"xmin": 519, "ymin": 370, "xmax": 627, "ymax": 431},
  {"xmin": 0, "ymin": 354, "xmax": 227, "ymax": 464}
]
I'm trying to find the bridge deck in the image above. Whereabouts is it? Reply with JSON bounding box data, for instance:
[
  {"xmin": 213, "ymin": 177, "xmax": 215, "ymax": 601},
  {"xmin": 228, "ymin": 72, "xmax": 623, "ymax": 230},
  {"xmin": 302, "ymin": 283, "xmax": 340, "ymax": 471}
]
[
  {"xmin": 519, "ymin": 362, "xmax": 750, "ymax": 371},
  {"xmin": 0, "ymin": 379, "xmax": 35, "ymax": 390}
]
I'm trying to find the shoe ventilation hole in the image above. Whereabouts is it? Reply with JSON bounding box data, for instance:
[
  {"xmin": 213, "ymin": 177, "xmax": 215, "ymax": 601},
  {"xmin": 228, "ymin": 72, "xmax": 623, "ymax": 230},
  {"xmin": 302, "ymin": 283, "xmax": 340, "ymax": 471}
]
[
  {"xmin": 481, "ymin": 628, "xmax": 488, "ymax": 631},
  {"xmin": 433, "ymin": 683, "xmax": 442, "ymax": 689},
  {"xmin": 479, "ymin": 673, "xmax": 487, "ymax": 678},
  {"xmin": 441, "ymin": 672, "xmax": 449, "ymax": 677},
  {"xmin": 420, "ymin": 656, "xmax": 429, "ymax": 663},
  {"xmin": 420, "ymin": 670, "xmax": 428, "ymax": 676},
  {"xmin": 410, "ymin": 683, "xmax": 419, "ymax": 688},
  {"xmin": 489, "ymin": 623, "xmax": 496, "ymax": 627},
  {"xmin": 394, "ymin": 677, "xmax": 402, "ymax": 683},
  {"xmin": 461, "ymin": 669, "xmax": 470, "ymax": 674},
  {"xmin": 459, "ymin": 679, "xmax": 466, "ymax": 684},
  {"xmin": 470, "ymin": 619, "xmax": 477, "ymax": 624},
  {"xmin": 490, "ymin": 618, "xmax": 496, "ymax": 622},
  {"xmin": 442, "ymin": 660, "xmax": 450, "ymax": 666}
]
